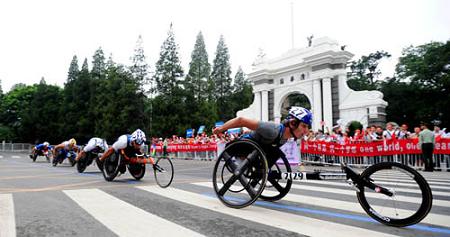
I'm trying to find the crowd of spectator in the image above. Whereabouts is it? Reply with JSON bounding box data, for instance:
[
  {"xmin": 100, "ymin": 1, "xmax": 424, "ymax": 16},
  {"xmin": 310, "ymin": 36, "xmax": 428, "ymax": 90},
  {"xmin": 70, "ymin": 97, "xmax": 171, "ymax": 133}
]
[
  {"xmin": 305, "ymin": 122, "xmax": 450, "ymax": 144},
  {"xmin": 149, "ymin": 122, "xmax": 449, "ymax": 146}
]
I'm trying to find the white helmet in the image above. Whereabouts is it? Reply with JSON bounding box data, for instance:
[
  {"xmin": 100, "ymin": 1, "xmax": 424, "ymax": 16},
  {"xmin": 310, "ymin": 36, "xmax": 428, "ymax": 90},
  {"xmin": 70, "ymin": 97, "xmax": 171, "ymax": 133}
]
[
  {"xmin": 288, "ymin": 106, "xmax": 313, "ymax": 126},
  {"xmin": 43, "ymin": 142, "xmax": 50, "ymax": 146},
  {"xmin": 131, "ymin": 129, "xmax": 146, "ymax": 145}
]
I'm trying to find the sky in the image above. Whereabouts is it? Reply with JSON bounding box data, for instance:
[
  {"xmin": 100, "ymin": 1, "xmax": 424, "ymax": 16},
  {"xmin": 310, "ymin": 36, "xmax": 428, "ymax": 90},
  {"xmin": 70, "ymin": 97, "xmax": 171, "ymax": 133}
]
[{"xmin": 0, "ymin": 0, "xmax": 449, "ymax": 92}]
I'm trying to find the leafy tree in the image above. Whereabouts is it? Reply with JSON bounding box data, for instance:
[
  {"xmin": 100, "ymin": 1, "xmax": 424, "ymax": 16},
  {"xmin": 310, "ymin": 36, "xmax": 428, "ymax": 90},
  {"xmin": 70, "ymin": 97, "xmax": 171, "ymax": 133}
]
[
  {"xmin": 153, "ymin": 24, "xmax": 184, "ymax": 96},
  {"xmin": 347, "ymin": 51, "xmax": 391, "ymax": 90},
  {"xmin": 91, "ymin": 47, "xmax": 106, "ymax": 80},
  {"xmin": 185, "ymin": 31, "xmax": 211, "ymax": 101},
  {"xmin": 130, "ymin": 35, "xmax": 149, "ymax": 90},
  {"xmin": 388, "ymin": 41, "xmax": 450, "ymax": 127},
  {"xmin": 231, "ymin": 67, "xmax": 253, "ymax": 114},
  {"xmin": 211, "ymin": 35, "xmax": 233, "ymax": 120},
  {"xmin": 67, "ymin": 55, "xmax": 79, "ymax": 82}
]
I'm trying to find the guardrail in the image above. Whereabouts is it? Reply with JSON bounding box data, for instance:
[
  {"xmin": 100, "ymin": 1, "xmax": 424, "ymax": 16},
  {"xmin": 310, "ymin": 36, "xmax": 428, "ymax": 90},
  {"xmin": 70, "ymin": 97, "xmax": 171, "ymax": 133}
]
[{"xmin": 0, "ymin": 142, "xmax": 34, "ymax": 152}]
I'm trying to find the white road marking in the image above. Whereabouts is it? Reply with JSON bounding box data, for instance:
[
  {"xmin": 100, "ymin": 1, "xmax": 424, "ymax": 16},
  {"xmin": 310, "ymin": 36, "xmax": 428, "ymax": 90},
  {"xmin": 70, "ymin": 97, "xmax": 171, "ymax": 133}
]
[
  {"xmin": 64, "ymin": 188, "xmax": 204, "ymax": 237},
  {"xmin": 0, "ymin": 194, "xmax": 16, "ymax": 237},
  {"xmin": 192, "ymin": 182, "xmax": 450, "ymax": 228},
  {"xmin": 138, "ymin": 186, "xmax": 399, "ymax": 237}
]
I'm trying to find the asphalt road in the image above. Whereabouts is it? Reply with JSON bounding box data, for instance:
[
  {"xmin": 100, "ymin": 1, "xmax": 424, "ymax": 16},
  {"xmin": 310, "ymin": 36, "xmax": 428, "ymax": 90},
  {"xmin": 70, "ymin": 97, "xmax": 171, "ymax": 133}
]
[{"xmin": 1, "ymin": 152, "xmax": 450, "ymax": 237}]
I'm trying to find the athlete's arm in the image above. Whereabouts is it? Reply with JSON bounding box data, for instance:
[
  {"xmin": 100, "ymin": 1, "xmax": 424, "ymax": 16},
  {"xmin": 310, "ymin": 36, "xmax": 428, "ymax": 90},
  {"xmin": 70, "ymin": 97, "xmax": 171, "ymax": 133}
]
[{"xmin": 213, "ymin": 117, "xmax": 258, "ymax": 134}]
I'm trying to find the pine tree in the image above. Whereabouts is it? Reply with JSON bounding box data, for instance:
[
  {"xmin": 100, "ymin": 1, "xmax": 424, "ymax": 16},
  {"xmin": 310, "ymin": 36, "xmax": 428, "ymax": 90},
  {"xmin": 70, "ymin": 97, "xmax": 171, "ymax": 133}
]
[
  {"xmin": 153, "ymin": 24, "xmax": 184, "ymax": 96},
  {"xmin": 67, "ymin": 55, "xmax": 79, "ymax": 82},
  {"xmin": 91, "ymin": 47, "xmax": 106, "ymax": 79},
  {"xmin": 231, "ymin": 67, "xmax": 253, "ymax": 114},
  {"xmin": 130, "ymin": 35, "xmax": 149, "ymax": 90},
  {"xmin": 185, "ymin": 31, "xmax": 210, "ymax": 101},
  {"xmin": 211, "ymin": 35, "xmax": 233, "ymax": 119}
]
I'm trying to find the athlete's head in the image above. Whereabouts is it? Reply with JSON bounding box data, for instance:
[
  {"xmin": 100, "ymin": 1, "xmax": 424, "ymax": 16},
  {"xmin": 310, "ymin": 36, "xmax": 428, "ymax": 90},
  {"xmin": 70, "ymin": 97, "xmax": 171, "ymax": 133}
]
[
  {"xmin": 131, "ymin": 129, "xmax": 146, "ymax": 149},
  {"xmin": 283, "ymin": 106, "xmax": 312, "ymax": 140}
]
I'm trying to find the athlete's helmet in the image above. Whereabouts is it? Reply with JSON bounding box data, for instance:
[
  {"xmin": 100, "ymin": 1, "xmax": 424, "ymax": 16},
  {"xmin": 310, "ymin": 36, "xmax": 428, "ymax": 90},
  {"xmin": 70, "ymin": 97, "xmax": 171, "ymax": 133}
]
[
  {"xmin": 287, "ymin": 107, "xmax": 313, "ymax": 126},
  {"xmin": 69, "ymin": 138, "xmax": 77, "ymax": 146},
  {"xmin": 43, "ymin": 142, "xmax": 50, "ymax": 146},
  {"xmin": 131, "ymin": 129, "xmax": 146, "ymax": 145}
]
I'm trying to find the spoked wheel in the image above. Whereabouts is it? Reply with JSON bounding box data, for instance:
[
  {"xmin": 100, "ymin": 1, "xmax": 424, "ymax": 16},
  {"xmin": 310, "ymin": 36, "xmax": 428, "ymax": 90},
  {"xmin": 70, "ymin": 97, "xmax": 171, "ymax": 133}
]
[
  {"xmin": 357, "ymin": 162, "xmax": 433, "ymax": 227},
  {"xmin": 212, "ymin": 139, "xmax": 268, "ymax": 209},
  {"xmin": 102, "ymin": 152, "xmax": 122, "ymax": 182},
  {"xmin": 153, "ymin": 157, "xmax": 174, "ymax": 188},
  {"xmin": 128, "ymin": 164, "xmax": 146, "ymax": 180},
  {"xmin": 260, "ymin": 155, "xmax": 292, "ymax": 201}
]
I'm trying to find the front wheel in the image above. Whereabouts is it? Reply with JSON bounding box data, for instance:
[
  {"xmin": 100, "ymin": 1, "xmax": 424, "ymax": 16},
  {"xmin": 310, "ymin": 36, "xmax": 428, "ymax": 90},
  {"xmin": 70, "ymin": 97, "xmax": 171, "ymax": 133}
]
[
  {"xmin": 77, "ymin": 156, "xmax": 88, "ymax": 173},
  {"xmin": 154, "ymin": 157, "xmax": 174, "ymax": 188},
  {"xmin": 357, "ymin": 162, "xmax": 432, "ymax": 227}
]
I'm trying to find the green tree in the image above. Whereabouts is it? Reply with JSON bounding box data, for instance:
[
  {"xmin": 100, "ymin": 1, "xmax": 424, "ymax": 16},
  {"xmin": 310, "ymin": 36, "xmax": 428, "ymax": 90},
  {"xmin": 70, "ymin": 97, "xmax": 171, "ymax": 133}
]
[
  {"xmin": 153, "ymin": 24, "xmax": 184, "ymax": 96},
  {"xmin": 91, "ymin": 47, "xmax": 106, "ymax": 80},
  {"xmin": 185, "ymin": 31, "xmax": 211, "ymax": 101},
  {"xmin": 231, "ymin": 67, "xmax": 253, "ymax": 114},
  {"xmin": 388, "ymin": 41, "xmax": 450, "ymax": 127},
  {"xmin": 347, "ymin": 51, "xmax": 391, "ymax": 90},
  {"xmin": 67, "ymin": 55, "xmax": 79, "ymax": 82},
  {"xmin": 130, "ymin": 35, "xmax": 149, "ymax": 91},
  {"xmin": 211, "ymin": 35, "xmax": 233, "ymax": 120}
]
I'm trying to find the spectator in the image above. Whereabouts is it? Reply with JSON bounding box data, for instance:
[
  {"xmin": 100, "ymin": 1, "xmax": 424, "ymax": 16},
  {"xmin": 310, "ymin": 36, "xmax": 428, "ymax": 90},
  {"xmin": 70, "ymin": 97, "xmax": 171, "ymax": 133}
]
[
  {"xmin": 409, "ymin": 127, "xmax": 421, "ymax": 139},
  {"xmin": 383, "ymin": 122, "xmax": 399, "ymax": 140},
  {"xmin": 419, "ymin": 123, "xmax": 435, "ymax": 172},
  {"xmin": 398, "ymin": 124, "xmax": 411, "ymax": 139}
]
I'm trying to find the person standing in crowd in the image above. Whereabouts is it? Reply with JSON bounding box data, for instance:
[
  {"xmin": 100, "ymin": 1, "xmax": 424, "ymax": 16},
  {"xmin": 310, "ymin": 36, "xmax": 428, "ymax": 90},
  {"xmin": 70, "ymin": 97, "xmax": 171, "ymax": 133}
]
[
  {"xmin": 383, "ymin": 122, "xmax": 399, "ymax": 140},
  {"xmin": 419, "ymin": 123, "xmax": 435, "ymax": 172},
  {"xmin": 398, "ymin": 124, "xmax": 411, "ymax": 139}
]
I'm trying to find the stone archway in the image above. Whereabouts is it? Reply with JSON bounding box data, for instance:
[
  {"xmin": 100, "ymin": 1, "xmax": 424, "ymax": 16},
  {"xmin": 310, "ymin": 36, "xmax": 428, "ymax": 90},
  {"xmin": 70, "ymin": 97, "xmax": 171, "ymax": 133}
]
[{"xmin": 280, "ymin": 93, "xmax": 311, "ymax": 120}]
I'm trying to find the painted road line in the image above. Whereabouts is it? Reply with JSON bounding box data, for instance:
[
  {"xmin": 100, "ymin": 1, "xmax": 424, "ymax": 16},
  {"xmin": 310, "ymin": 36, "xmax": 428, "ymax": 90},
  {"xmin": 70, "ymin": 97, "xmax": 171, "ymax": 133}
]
[
  {"xmin": 64, "ymin": 188, "xmax": 204, "ymax": 237},
  {"xmin": 11, "ymin": 155, "xmax": 21, "ymax": 159},
  {"xmin": 0, "ymin": 194, "xmax": 16, "ymax": 237},
  {"xmin": 297, "ymin": 179, "xmax": 450, "ymax": 196},
  {"xmin": 192, "ymin": 182, "xmax": 450, "ymax": 228},
  {"xmin": 138, "ymin": 186, "xmax": 399, "ymax": 237},
  {"xmin": 287, "ymin": 183, "xmax": 450, "ymax": 208}
]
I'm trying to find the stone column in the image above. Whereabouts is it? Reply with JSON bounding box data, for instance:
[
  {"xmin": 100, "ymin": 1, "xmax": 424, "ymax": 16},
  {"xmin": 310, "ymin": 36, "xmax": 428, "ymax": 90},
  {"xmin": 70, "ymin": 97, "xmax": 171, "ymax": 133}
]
[
  {"xmin": 322, "ymin": 78, "xmax": 333, "ymax": 130},
  {"xmin": 312, "ymin": 80, "xmax": 322, "ymax": 130},
  {"xmin": 261, "ymin": 90, "xmax": 269, "ymax": 121},
  {"xmin": 254, "ymin": 91, "xmax": 261, "ymax": 120}
]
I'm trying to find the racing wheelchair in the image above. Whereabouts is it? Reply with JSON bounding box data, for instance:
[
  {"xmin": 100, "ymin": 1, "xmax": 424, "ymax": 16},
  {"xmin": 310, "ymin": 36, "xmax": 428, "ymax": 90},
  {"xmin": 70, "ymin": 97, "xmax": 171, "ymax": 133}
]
[
  {"xmin": 52, "ymin": 150, "xmax": 77, "ymax": 167},
  {"xmin": 76, "ymin": 149, "xmax": 103, "ymax": 173},
  {"xmin": 30, "ymin": 149, "xmax": 52, "ymax": 163},
  {"xmin": 102, "ymin": 149, "xmax": 174, "ymax": 188},
  {"xmin": 212, "ymin": 138, "xmax": 433, "ymax": 227}
]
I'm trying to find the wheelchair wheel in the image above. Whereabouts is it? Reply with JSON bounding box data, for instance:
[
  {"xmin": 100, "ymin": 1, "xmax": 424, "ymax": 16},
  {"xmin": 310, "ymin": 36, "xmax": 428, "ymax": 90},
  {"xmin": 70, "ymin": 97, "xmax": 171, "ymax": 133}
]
[
  {"xmin": 212, "ymin": 139, "xmax": 268, "ymax": 209},
  {"xmin": 128, "ymin": 164, "xmax": 146, "ymax": 180},
  {"xmin": 102, "ymin": 152, "xmax": 121, "ymax": 181},
  {"xmin": 154, "ymin": 157, "xmax": 174, "ymax": 188},
  {"xmin": 77, "ymin": 156, "xmax": 88, "ymax": 173},
  {"xmin": 357, "ymin": 162, "xmax": 432, "ymax": 227},
  {"xmin": 260, "ymin": 155, "xmax": 292, "ymax": 201}
]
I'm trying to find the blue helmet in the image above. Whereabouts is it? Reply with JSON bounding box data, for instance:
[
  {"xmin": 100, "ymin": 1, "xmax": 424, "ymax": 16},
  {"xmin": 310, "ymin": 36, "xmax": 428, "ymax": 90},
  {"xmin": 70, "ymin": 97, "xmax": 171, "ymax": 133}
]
[{"xmin": 288, "ymin": 107, "xmax": 313, "ymax": 126}]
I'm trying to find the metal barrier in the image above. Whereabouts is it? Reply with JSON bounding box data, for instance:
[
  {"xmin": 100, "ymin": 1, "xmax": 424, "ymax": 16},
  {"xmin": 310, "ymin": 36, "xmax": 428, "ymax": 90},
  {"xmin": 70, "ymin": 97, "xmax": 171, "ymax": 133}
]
[
  {"xmin": 0, "ymin": 142, "xmax": 33, "ymax": 152},
  {"xmin": 142, "ymin": 144, "xmax": 218, "ymax": 161},
  {"xmin": 301, "ymin": 152, "xmax": 450, "ymax": 171}
]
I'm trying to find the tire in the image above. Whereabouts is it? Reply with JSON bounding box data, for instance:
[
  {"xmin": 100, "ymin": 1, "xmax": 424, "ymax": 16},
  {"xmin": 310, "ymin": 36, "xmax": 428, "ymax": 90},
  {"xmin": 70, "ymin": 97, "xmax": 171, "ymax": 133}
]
[
  {"xmin": 95, "ymin": 157, "xmax": 103, "ymax": 172},
  {"xmin": 128, "ymin": 164, "xmax": 146, "ymax": 180},
  {"xmin": 357, "ymin": 162, "xmax": 432, "ymax": 227},
  {"xmin": 154, "ymin": 157, "xmax": 174, "ymax": 188},
  {"xmin": 102, "ymin": 152, "xmax": 121, "ymax": 182},
  {"xmin": 260, "ymin": 155, "xmax": 292, "ymax": 201},
  {"xmin": 212, "ymin": 139, "xmax": 268, "ymax": 209},
  {"xmin": 77, "ymin": 156, "xmax": 88, "ymax": 173},
  {"xmin": 32, "ymin": 154, "xmax": 37, "ymax": 162}
]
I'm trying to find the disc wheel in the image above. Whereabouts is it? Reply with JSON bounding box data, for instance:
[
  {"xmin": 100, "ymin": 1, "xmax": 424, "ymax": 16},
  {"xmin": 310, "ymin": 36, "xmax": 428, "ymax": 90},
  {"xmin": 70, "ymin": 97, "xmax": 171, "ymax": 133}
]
[
  {"xmin": 102, "ymin": 152, "xmax": 121, "ymax": 182},
  {"xmin": 260, "ymin": 155, "xmax": 292, "ymax": 201},
  {"xmin": 154, "ymin": 157, "xmax": 174, "ymax": 188},
  {"xmin": 128, "ymin": 164, "xmax": 146, "ymax": 180},
  {"xmin": 212, "ymin": 139, "xmax": 268, "ymax": 209},
  {"xmin": 357, "ymin": 162, "xmax": 433, "ymax": 227}
]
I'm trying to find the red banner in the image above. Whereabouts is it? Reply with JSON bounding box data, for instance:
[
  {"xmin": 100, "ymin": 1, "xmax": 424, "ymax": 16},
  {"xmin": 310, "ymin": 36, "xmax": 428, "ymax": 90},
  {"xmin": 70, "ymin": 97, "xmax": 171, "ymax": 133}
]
[
  {"xmin": 301, "ymin": 138, "xmax": 450, "ymax": 156},
  {"xmin": 152, "ymin": 143, "xmax": 217, "ymax": 153}
]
